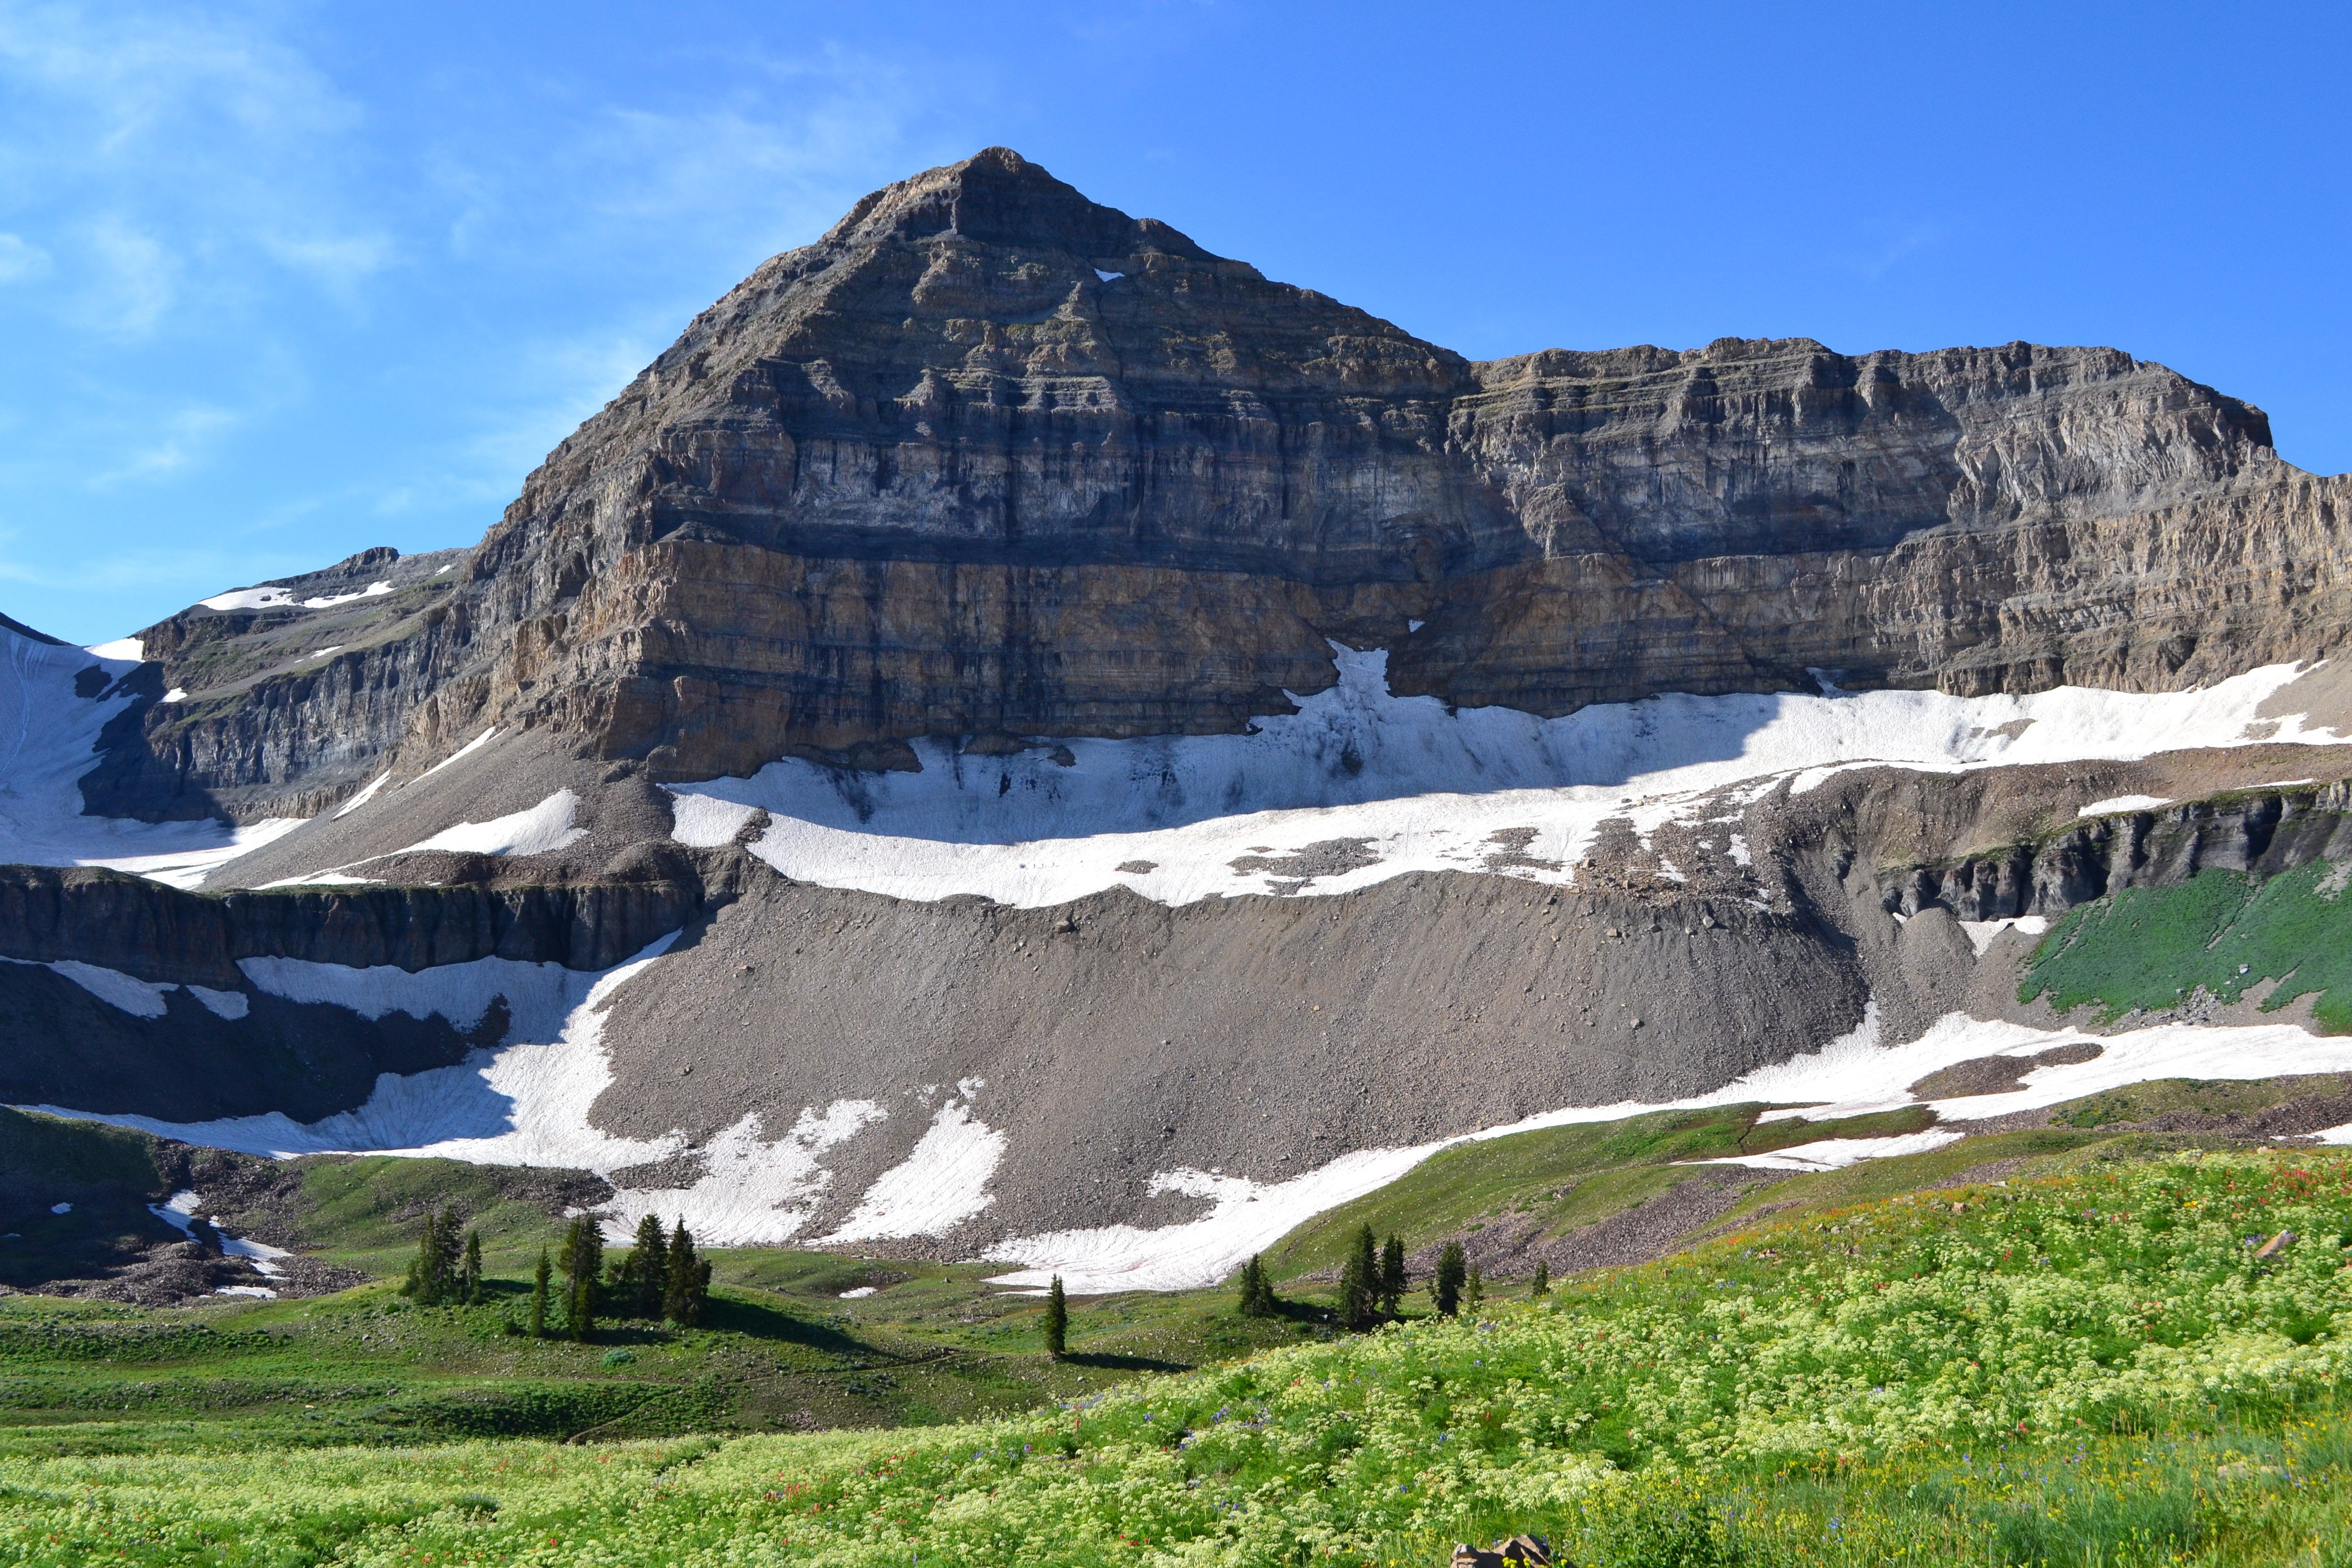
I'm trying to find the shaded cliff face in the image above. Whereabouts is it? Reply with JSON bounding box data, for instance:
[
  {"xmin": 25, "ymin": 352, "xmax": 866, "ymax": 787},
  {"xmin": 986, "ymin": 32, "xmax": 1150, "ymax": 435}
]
[{"xmin": 83, "ymin": 146, "xmax": 2345, "ymax": 825}]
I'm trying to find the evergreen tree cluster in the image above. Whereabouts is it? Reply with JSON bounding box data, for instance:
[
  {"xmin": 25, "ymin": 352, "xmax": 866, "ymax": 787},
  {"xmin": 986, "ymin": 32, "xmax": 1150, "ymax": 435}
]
[
  {"xmin": 1338, "ymin": 1226, "xmax": 1410, "ymax": 1330},
  {"xmin": 399, "ymin": 1207, "xmax": 482, "ymax": 1306},
  {"xmin": 1431, "ymin": 1239, "xmax": 1467, "ymax": 1316},
  {"xmin": 606, "ymin": 1215, "xmax": 713, "ymax": 1328}
]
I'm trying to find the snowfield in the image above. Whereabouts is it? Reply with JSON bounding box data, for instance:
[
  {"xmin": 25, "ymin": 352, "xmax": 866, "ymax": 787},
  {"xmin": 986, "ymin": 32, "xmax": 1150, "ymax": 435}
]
[
  {"xmin": 668, "ymin": 646, "xmax": 2345, "ymax": 909},
  {"xmin": 0, "ymin": 626, "xmax": 302, "ymax": 887},
  {"xmin": 24, "ymin": 935, "xmax": 2352, "ymax": 1291}
]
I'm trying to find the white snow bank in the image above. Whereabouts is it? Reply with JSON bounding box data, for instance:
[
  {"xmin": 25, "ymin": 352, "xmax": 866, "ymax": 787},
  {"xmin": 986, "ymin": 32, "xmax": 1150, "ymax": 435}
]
[
  {"xmin": 416, "ymin": 727, "xmax": 497, "ymax": 782},
  {"xmin": 215, "ymin": 1285, "xmax": 277, "ymax": 1298},
  {"xmin": 2080, "ymin": 794, "xmax": 2172, "ymax": 818},
  {"xmin": 335, "ymin": 772, "xmax": 391, "ymax": 819},
  {"xmin": 821, "ymin": 1094, "xmax": 1007, "ymax": 1243},
  {"xmin": 85, "ymin": 637, "xmax": 142, "ymax": 662},
  {"xmin": 394, "ymin": 789, "xmax": 587, "ymax": 859},
  {"xmin": 0, "ymin": 955, "xmax": 250, "ymax": 1020},
  {"xmin": 253, "ymin": 871, "xmax": 383, "ymax": 888},
  {"xmin": 200, "ymin": 581, "xmax": 390, "ymax": 613},
  {"xmin": 1959, "ymin": 915, "xmax": 2050, "ymax": 956},
  {"xmin": 49, "ymin": 1202, "xmax": 70, "ymax": 1215},
  {"xmin": 0, "ymin": 624, "xmax": 303, "ymax": 888},
  {"xmin": 162, "ymin": 688, "xmax": 187, "ymax": 703},
  {"xmin": 148, "ymin": 1189, "xmax": 289, "ymax": 1276},
  {"xmin": 985, "ymin": 1001, "xmax": 2352, "ymax": 1292},
  {"xmin": 671, "ymin": 645, "xmax": 2344, "ymax": 910},
  {"xmin": 17, "ymin": 936, "xmax": 960, "ymax": 1248},
  {"xmin": 1699, "ymin": 1130, "xmax": 1966, "ymax": 1171},
  {"xmin": 839, "ymin": 1286, "xmax": 876, "ymax": 1298}
]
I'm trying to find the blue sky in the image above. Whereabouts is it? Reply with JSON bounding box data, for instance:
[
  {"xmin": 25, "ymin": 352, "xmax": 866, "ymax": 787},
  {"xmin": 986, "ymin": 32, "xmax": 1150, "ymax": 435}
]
[{"xmin": 4, "ymin": 1, "xmax": 2345, "ymax": 646}]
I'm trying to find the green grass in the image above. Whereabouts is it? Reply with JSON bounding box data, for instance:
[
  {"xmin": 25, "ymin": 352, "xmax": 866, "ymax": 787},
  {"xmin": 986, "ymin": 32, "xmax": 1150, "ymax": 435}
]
[
  {"xmin": 1266, "ymin": 1104, "xmax": 1942, "ymax": 1280},
  {"xmin": 2023, "ymin": 862, "xmax": 2352, "ymax": 1029},
  {"xmin": 8, "ymin": 1149, "xmax": 2352, "ymax": 1563}
]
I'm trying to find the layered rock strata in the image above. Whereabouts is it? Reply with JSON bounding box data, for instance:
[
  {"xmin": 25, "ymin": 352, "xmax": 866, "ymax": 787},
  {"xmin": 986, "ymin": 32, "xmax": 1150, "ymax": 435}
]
[{"xmin": 79, "ymin": 147, "xmax": 2351, "ymax": 822}]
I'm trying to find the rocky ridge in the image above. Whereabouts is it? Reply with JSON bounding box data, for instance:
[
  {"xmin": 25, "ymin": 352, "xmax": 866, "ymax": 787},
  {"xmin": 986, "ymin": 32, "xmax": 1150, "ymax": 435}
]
[{"xmin": 76, "ymin": 147, "xmax": 2352, "ymax": 825}]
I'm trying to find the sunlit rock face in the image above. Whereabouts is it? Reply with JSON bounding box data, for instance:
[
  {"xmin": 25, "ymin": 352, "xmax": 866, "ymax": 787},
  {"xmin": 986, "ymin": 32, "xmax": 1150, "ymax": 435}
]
[{"xmin": 79, "ymin": 146, "xmax": 2351, "ymax": 816}]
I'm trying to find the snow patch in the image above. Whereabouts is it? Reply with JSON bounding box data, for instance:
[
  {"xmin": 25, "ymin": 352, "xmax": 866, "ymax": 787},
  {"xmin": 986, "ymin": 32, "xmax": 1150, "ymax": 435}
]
[
  {"xmin": 1094, "ymin": 269, "xmax": 1121, "ymax": 282},
  {"xmin": 671, "ymin": 646, "xmax": 2340, "ymax": 910},
  {"xmin": 1958, "ymin": 915, "xmax": 2050, "ymax": 956},
  {"xmin": 2079, "ymin": 794, "xmax": 2171, "ymax": 818},
  {"xmin": 0, "ymin": 622, "xmax": 304, "ymax": 887},
  {"xmin": 986, "ymin": 1000, "xmax": 2352, "ymax": 1293},
  {"xmin": 48, "ymin": 1202, "xmax": 70, "ymax": 1215},
  {"xmin": 162, "ymin": 688, "xmax": 187, "ymax": 703},
  {"xmin": 188, "ymin": 985, "xmax": 249, "ymax": 1020},
  {"xmin": 415, "ymin": 727, "xmax": 497, "ymax": 782},
  {"xmin": 1698, "ymin": 1130, "xmax": 1966, "ymax": 1171},
  {"xmin": 394, "ymin": 789, "xmax": 587, "ymax": 858},
  {"xmin": 85, "ymin": 637, "xmax": 142, "ymax": 662},
  {"xmin": 839, "ymin": 1286, "xmax": 876, "ymax": 1298},
  {"xmin": 822, "ymin": 1099, "xmax": 1008, "ymax": 1243},
  {"xmin": 334, "ymin": 772, "xmax": 391, "ymax": 819},
  {"xmin": 2, "ymin": 955, "xmax": 177, "ymax": 1017}
]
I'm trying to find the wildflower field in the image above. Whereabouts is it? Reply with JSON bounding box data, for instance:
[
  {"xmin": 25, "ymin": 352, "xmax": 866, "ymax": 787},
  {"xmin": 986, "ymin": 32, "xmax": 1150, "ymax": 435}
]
[{"xmin": 6, "ymin": 1147, "xmax": 2352, "ymax": 1564}]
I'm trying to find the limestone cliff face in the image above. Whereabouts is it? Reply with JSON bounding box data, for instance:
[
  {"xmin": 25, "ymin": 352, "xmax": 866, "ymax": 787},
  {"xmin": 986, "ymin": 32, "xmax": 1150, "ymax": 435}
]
[{"xmin": 87, "ymin": 147, "xmax": 2350, "ymax": 818}]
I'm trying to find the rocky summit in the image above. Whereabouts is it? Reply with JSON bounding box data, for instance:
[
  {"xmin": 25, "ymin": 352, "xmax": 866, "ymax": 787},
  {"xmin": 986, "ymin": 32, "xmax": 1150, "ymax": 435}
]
[{"xmin": 9, "ymin": 147, "xmax": 2352, "ymax": 1299}]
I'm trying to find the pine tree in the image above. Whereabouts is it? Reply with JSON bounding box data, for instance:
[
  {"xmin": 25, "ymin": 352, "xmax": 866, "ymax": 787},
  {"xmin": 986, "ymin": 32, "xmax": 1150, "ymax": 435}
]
[
  {"xmin": 1464, "ymin": 1262, "xmax": 1484, "ymax": 1315},
  {"xmin": 1043, "ymin": 1275, "xmax": 1068, "ymax": 1359},
  {"xmin": 1530, "ymin": 1259, "xmax": 1550, "ymax": 1297},
  {"xmin": 401, "ymin": 1206, "xmax": 468, "ymax": 1305},
  {"xmin": 627, "ymin": 1214, "xmax": 668, "ymax": 1319},
  {"xmin": 560, "ymin": 1216, "xmax": 602, "ymax": 1341},
  {"xmin": 1237, "ymin": 1254, "xmax": 1279, "ymax": 1317},
  {"xmin": 1379, "ymin": 1234, "xmax": 1406, "ymax": 1317},
  {"xmin": 1338, "ymin": 1223, "xmax": 1379, "ymax": 1330},
  {"xmin": 1431, "ymin": 1240, "xmax": 1466, "ymax": 1316},
  {"xmin": 529, "ymin": 1248, "xmax": 552, "ymax": 1339},
  {"xmin": 460, "ymin": 1230, "xmax": 483, "ymax": 1305},
  {"xmin": 662, "ymin": 1220, "xmax": 706, "ymax": 1327}
]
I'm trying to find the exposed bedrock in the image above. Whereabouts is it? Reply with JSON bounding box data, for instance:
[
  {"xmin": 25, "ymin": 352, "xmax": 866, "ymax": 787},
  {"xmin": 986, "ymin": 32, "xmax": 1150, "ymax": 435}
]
[
  {"xmin": 0, "ymin": 864, "xmax": 709, "ymax": 984},
  {"xmin": 584, "ymin": 870, "xmax": 1870, "ymax": 1243},
  {"xmin": 74, "ymin": 147, "xmax": 2352, "ymax": 821}
]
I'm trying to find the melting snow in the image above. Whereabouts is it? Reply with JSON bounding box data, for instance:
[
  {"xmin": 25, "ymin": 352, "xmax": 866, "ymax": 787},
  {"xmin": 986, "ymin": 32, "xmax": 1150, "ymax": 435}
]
[
  {"xmin": 1958, "ymin": 915, "xmax": 2050, "ymax": 956},
  {"xmin": 839, "ymin": 1286, "xmax": 876, "ymax": 1298},
  {"xmin": 669, "ymin": 646, "xmax": 2343, "ymax": 910},
  {"xmin": 985, "ymin": 1001, "xmax": 2352, "ymax": 1292},
  {"xmin": 822, "ymin": 1095, "xmax": 1008, "ymax": 1243},
  {"xmin": 1699, "ymin": 1130, "xmax": 1967, "ymax": 1171},
  {"xmin": 0, "ymin": 624, "xmax": 303, "ymax": 887},
  {"xmin": 334, "ymin": 772, "xmax": 391, "ymax": 819},
  {"xmin": 85, "ymin": 637, "xmax": 143, "ymax": 661},
  {"xmin": 200, "ymin": 581, "xmax": 391, "ymax": 612},
  {"xmin": 2079, "ymin": 794, "xmax": 2172, "ymax": 817},
  {"xmin": 162, "ymin": 688, "xmax": 188, "ymax": 703},
  {"xmin": 415, "ymin": 727, "xmax": 497, "ymax": 781},
  {"xmin": 394, "ymin": 789, "xmax": 587, "ymax": 859},
  {"xmin": 14, "ymin": 937, "xmax": 970, "ymax": 1248}
]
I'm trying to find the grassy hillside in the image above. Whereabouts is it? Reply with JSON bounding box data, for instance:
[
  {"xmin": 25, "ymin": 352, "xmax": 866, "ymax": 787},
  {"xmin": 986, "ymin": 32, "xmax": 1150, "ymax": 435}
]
[
  {"xmin": 2023, "ymin": 862, "xmax": 2352, "ymax": 1028},
  {"xmin": 5, "ymin": 1147, "xmax": 2352, "ymax": 1564}
]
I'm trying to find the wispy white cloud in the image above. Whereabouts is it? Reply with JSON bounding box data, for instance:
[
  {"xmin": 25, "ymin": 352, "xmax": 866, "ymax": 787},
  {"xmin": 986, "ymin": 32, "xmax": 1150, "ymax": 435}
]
[{"xmin": 0, "ymin": 230, "xmax": 49, "ymax": 281}]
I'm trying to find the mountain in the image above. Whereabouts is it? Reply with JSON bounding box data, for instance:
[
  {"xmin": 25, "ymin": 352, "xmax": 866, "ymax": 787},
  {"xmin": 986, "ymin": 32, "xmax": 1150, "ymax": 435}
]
[{"xmin": 8, "ymin": 147, "xmax": 2352, "ymax": 1297}]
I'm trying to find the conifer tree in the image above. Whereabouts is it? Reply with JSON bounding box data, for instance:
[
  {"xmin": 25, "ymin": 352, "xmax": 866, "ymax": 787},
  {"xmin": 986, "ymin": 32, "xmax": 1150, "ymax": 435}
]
[
  {"xmin": 1338, "ymin": 1223, "xmax": 1380, "ymax": 1330},
  {"xmin": 662, "ymin": 1219, "xmax": 707, "ymax": 1327},
  {"xmin": 1465, "ymin": 1262, "xmax": 1484, "ymax": 1314},
  {"xmin": 401, "ymin": 1206, "xmax": 468, "ymax": 1305},
  {"xmin": 529, "ymin": 1248, "xmax": 552, "ymax": 1339},
  {"xmin": 560, "ymin": 1216, "xmax": 602, "ymax": 1341},
  {"xmin": 627, "ymin": 1214, "xmax": 668, "ymax": 1318},
  {"xmin": 1431, "ymin": 1240, "xmax": 1466, "ymax": 1316},
  {"xmin": 460, "ymin": 1230, "xmax": 483, "ymax": 1305},
  {"xmin": 1237, "ymin": 1254, "xmax": 1279, "ymax": 1317},
  {"xmin": 1043, "ymin": 1275, "xmax": 1068, "ymax": 1359},
  {"xmin": 1379, "ymin": 1234, "xmax": 1406, "ymax": 1317},
  {"xmin": 1530, "ymin": 1259, "xmax": 1549, "ymax": 1297}
]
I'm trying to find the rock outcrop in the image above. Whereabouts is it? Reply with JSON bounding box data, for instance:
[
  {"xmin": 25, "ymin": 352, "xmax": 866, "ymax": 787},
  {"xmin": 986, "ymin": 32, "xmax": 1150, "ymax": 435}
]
[{"xmin": 79, "ymin": 147, "xmax": 2350, "ymax": 823}]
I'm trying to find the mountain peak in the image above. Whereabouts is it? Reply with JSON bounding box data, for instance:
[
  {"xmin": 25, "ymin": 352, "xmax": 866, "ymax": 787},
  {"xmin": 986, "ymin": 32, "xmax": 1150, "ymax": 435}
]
[{"xmin": 822, "ymin": 145, "xmax": 1219, "ymax": 264}]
